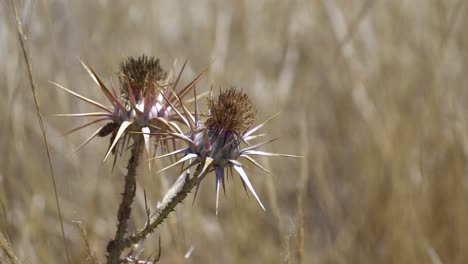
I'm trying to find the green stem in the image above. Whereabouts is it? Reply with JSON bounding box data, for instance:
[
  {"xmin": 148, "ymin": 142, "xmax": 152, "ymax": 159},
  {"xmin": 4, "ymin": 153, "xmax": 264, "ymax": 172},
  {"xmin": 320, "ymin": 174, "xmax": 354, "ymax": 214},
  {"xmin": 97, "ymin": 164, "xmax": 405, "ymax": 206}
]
[
  {"xmin": 107, "ymin": 135, "xmax": 143, "ymax": 264},
  {"xmin": 118, "ymin": 168, "xmax": 202, "ymax": 251}
]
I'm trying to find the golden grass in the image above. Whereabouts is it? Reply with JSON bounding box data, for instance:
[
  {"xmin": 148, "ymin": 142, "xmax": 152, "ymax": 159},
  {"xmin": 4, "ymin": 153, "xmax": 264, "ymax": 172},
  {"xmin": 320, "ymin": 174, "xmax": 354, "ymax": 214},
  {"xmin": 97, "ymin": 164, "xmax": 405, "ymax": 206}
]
[{"xmin": 1, "ymin": 0, "xmax": 468, "ymax": 263}]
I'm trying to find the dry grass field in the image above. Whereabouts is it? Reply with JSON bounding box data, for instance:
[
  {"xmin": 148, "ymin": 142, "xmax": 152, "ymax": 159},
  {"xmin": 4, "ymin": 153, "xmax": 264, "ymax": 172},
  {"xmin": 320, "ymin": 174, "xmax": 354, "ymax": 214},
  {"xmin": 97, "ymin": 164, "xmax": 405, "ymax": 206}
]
[{"xmin": 1, "ymin": 0, "xmax": 468, "ymax": 263}]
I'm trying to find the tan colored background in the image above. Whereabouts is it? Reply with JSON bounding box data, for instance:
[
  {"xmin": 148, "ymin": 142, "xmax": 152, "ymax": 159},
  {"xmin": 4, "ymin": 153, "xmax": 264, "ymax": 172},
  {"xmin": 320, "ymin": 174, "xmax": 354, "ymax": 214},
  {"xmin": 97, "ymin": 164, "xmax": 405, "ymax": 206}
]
[{"xmin": 1, "ymin": 0, "xmax": 468, "ymax": 263}]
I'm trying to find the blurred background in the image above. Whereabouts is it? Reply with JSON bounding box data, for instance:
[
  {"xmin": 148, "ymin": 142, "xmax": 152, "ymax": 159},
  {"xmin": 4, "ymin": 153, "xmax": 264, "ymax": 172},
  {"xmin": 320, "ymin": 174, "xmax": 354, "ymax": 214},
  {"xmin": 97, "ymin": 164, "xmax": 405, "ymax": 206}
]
[{"xmin": 1, "ymin": 0, "xmax": 468, "ymax": 263}]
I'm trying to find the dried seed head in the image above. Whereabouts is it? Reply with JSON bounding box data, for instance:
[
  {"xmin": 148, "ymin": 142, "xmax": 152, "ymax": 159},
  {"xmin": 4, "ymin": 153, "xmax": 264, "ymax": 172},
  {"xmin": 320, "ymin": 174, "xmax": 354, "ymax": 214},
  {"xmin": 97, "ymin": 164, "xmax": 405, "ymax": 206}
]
[
  {"xmin": 119, "ymin": 55, "xmax": 167, "ymax": 99},
  {"xmin": 158, "ymin": 86, "xmax": 299, "ymax": 214},
  {"xmin": 205, "ymin": 87, "xmax": 256, "ymax": 135}
]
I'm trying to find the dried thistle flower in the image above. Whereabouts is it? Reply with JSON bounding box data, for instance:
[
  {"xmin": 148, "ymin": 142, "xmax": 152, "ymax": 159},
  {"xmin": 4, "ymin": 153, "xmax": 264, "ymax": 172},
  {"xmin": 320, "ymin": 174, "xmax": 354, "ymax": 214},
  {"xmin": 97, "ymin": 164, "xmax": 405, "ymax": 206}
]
[
  {"xmin": 53, "ymin": 55, "xmax": 205, "ymax": 165},
  {"xmin": 156, "ymin": 87, "xmax": 298, "ymax": 214},
  {"xmin": 119, "ymin": 55, "xmax": 167, "ymax": 99},
  {"xmin": 205, "ymin": 88, "xmax": 256, "ymax": 135}
]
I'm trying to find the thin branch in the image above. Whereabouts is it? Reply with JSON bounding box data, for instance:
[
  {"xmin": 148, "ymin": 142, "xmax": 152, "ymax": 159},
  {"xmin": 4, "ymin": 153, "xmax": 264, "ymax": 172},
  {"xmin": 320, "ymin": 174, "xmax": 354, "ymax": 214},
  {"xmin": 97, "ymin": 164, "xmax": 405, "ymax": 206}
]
[{"xmin": 116, "ymin": 167, "xmax": 203, "ymax": 252}]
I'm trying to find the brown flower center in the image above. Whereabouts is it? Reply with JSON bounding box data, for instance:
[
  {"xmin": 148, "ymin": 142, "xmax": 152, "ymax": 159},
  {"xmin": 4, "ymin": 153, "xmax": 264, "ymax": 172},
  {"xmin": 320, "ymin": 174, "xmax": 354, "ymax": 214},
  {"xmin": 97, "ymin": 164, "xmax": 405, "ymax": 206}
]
[
  {"xmin": 119, "ymin": 55, "xmax": 167, "ymax": 100},
  {"xmin": 205, "ymin": 88, "xmax": 256, "ymax": 135}
]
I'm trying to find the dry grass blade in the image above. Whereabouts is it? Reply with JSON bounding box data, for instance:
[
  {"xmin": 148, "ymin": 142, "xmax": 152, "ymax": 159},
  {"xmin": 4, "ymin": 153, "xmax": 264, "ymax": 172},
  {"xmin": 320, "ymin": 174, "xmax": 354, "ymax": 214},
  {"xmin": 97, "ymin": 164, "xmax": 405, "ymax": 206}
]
[
  {"xmin": 73, "ymin": 221, "xmax": 100, "ymax": 264},
  {"xmin": 282, "ymin": 234, "xmax": 291, "ymax": 264},
  {"xmin": 295, "ymin": 118, "xmax": 309, "ymax": 264},
  {"xmin": 12, "ymin": 2, "xmax": 71, "ymax": 263},
  {"xmin": 337, "ymin": 0, "xmax": 376, "ymax": 51},
  {"xmin": 438, "ymin": 0, "xmax": 466, "ymax": 62},
  {"xmin": 0, "ymin": 233, "xmax": 19, "ymax": 264}
]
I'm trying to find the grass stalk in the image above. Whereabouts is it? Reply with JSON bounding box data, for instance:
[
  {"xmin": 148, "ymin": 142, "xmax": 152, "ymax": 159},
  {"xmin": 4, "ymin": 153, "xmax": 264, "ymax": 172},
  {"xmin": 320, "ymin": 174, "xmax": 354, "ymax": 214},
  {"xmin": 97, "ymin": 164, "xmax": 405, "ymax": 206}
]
[
  {"xmin": 73, "ymin": 221, "xmax": 100, "ymax": 264},
  {"xmin": 295, "ymin": 116, "xmax": 310, "ymax": 264},
  {"xmin": 0, "ymin": 232, "xmax": 20, "ymax": 264},
  {"xmin": 11, "ymin": 2, "xmax": 71, "ymax": 263}
]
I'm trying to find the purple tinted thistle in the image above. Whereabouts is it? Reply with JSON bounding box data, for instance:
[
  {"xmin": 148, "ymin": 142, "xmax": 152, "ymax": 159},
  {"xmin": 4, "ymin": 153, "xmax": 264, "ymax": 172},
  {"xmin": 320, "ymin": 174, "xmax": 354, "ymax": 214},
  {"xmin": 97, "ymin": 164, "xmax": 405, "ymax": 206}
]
[
  {"xmin": 195, "ymin": 88, "xmax": 255, "ymax": 165},
  {"xmin": 157, "ymin": 87, "xmax": 299, "ymax": 214},
  {"xmin": 205, "ymin": 88, "xmax": 256, "ymax": 135}
]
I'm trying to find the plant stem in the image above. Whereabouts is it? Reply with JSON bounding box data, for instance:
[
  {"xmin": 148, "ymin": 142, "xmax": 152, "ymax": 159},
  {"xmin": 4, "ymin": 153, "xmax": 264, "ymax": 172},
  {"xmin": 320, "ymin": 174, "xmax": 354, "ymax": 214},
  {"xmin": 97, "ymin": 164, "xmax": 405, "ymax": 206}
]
[
  {"xmin": 107, "ymin": 135, "xmax": 143, "ymax": 264},
  {"xmin": 117, "ymin": 167, "xmax": 202, "ymax": 251}
]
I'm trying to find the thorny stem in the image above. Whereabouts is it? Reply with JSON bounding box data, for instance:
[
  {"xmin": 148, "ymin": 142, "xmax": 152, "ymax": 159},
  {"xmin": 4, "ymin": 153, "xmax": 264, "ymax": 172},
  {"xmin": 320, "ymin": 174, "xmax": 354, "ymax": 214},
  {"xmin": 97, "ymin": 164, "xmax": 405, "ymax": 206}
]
[
  {"xmin": 107, "ymin": 135, "xmax": 143, "ymax": 264},
  {"xmin": 116, "ymin": 167, "xmax": 203, "ymax": 252}
]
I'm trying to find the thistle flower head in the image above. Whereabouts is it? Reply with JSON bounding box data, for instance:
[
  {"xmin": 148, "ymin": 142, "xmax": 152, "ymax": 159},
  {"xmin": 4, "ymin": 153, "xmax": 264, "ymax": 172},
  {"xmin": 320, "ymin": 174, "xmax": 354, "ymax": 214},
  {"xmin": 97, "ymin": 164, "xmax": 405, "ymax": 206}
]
[
  {"xmin": 157, "ymin": 87, "xmax": 299, "ymax": 214},
  {"xmin": 194, "ymin": 88, "xmax": 256, "ymax": 166},
  {"xmin": 116, "ymin": 55, "xmax": 172, "ymax": 127},
  {"xmin": 53, "ymin": 55, "xmax": 205, "ymax": 165},
  {"xmin": 119, "ymin": 55, "xmax": 166, "ymax": 102}
]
